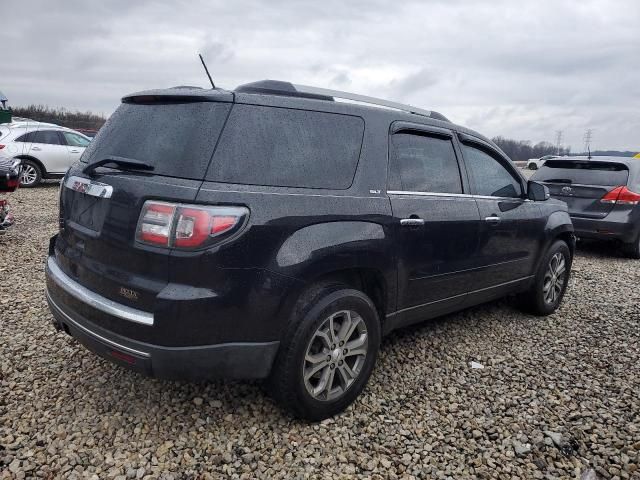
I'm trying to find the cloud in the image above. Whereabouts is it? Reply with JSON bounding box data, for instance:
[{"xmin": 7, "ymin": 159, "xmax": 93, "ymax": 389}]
[{"xmin": 2, "ymin": 0, "xmax": 639, "ymax": 150}]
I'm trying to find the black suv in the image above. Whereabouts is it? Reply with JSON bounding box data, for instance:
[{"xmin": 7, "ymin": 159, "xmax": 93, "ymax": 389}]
[
  {"xmin": 532, "ymin": 157, "xmax": 640, "ymax": 258},
  {"xmin": 45, "ymin": 81, "xmax": 575, "ymax": 420}
]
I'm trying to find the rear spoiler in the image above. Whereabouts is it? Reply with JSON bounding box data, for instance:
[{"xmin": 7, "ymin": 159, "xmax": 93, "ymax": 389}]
[{"xmin": 122, "ymin": 87, "xmax": 234, "ymax": 104}]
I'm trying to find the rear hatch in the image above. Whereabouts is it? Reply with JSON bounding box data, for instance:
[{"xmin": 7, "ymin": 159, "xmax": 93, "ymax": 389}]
[
  {"xmin": 532, "ymin": 160, "xmax": 630, "ymax": 219},
  {"xmin": 55, "ymin": 89, "xmax": 233, "ymax": 313}
]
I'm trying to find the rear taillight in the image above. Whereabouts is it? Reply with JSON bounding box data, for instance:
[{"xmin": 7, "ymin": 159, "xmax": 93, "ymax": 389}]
[
  {"xmin": 136, "ymin": 201, "xmax": 248, "ymax": 249},
  {"xmin": 600, "ymin": 186, "xmax": 640, "ymax": 206},
  {"xmin": 0, "ymin": 145, "xmax": 5, "ymax": 149},
  {"xmin": 137, "ymin": 202, "xmax": 176, "ymax": 247}
]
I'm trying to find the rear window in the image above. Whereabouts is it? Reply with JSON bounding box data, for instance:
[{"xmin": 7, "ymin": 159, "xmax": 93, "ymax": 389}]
[
  {"xmin": 532, "ymin": 160, "xmax": 629, "ymax": 187},
  {"xmin": 206, "ymin": 105, "xmax": 365, "ymax": 189},
  {"xmin": 81, "ymin": 102, "xmax": 231, "ymax": 180}
]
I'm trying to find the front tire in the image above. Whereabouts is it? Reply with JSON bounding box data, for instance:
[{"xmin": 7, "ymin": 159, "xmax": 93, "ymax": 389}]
[
  {"xmin": 528, "ymin": 163, "xmax": 538, "ymax": 170},
  {"xmin": 20, "ymin": 160, "xmax": 42, "ymax": 187},
  {"xmin": 268, "ymin": 284, "xmax": 381, "ymax": 421},
  {"xmin": 518, "ymin": 240, "xmax": 571, "ymax": 316}
]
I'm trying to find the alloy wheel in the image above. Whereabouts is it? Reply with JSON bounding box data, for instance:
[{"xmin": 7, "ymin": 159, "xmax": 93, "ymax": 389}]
[
  {"xmin": 543, "ymin": 252, "xmax": 566, "ymax": 305},
  {"xmin": 21, "ymin": 165, "xmax": 38, "ymax": 186},
  {"xmin": 303, "ymin": 309, "xmax": 368, "ymax": 401}
]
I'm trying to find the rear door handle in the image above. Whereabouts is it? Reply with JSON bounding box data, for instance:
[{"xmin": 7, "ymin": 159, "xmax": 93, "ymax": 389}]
[
  {"xmin": 400, "ymin": 218, "xmax": 425, "ymax": 226},
  {"xmin": 70, "ymin": 149, "xmax": 80, "ymax": 153},
  {"xmin": 31, "ymin": 146, "xmax": 42, "ymax": 151},
  {"xmin": 484, "ymin": 215, "xmax": 501, "ymax": 223}
]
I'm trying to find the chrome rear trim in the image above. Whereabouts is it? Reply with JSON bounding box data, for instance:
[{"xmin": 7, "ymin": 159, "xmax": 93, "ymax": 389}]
[
  {"xmin": 46, "ymin": 256, "xmax": 154, "ymax": 326},
  {"xmin": 46, "ymin": 290, "xmax": 151, "ymax": 358}
]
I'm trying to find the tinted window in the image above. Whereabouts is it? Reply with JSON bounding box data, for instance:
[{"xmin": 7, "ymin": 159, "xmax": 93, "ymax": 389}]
[
  {"xmin": 532, "ymin": 160, "xmax": 629, "ymax": 187},
  {"xmin": 18, "ymin": 130, "xmax": 62, "ymax": 145},
  {"xmin": 63, "ymin": 132, "xmax": 90, "ymax": 147},
  {"xmin": 82, "ymin": 102, "xmax": 231, "ymax": 180},
  {"xmin": 207, "ymin": 105, "xmax": 364, "ymax": 189},
  {"xmin": 389, "ymin": 133, "xmax": 462, "ymax": 193},
  {"xmin": 463, "ymin": 144, "xmax": 522, "ymax": 198}
]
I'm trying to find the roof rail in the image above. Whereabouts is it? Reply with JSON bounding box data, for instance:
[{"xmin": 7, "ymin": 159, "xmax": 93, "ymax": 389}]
[
  {"xmin": 235, "ymin": 80, "xmax": 450, "ymax": 122},
  {"xmin": 293, "ymin": 83, "xmax": 440, "ymax": 118}
]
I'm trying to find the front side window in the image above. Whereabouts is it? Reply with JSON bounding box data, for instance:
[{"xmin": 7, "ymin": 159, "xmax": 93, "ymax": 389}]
[
  {"xmin": 29, "ymin": 130, "xmax": 63, "ymax": 145},
  {"xmin": 389, "ymin": 132, "xmax": 462, "ymax": 193},
  {"xmin": 462, "ymin": 144, "xmax": 522, "ymax": 198},
  {"xmin": 63, "ymin": 132, "xmax": 91, "ymax": 147}
]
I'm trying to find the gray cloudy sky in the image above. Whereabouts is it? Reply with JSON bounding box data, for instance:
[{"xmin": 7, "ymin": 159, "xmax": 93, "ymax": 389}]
[{"xmin": 3, "ymin": 0, "xmax": 639, "ymax": 151}]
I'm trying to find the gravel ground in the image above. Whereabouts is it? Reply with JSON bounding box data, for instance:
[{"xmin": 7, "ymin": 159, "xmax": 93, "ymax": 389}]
[{"xmin": 1, "ymin": 183, "xmax": 639, "ymax": 480}]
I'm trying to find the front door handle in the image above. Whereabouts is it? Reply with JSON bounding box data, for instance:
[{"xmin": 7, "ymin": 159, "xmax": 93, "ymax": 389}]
[
  {"xmin": 484, "ymin": 215, "xmax": 501, "ymax": 223},
  {"xmin": 70, "ymin": 149, "xmax": 80, "ymax": 153},
  {"xmin": 400, "ymin": 218, "xmax": 425, "ymax": 226},
  {"xmin": 31, "ymin": 146, "xmax": 42, "ymax": 151}
]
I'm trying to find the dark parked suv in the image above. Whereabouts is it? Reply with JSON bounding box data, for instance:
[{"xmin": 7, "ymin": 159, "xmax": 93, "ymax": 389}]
[
  {"xmin": 45, "ymin": 81, "xmax": 575, "ymax": 420},
  {"xmin": 532, "ymin": 157, "xmax": 640, "ymax": 258}
]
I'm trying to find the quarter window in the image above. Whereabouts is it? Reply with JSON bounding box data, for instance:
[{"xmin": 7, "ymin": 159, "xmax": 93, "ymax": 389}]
[
  {"xmin": 208, "ymin": 105, "xmax": 364, "ymax": 189},
  {"xmin": 462, "ymin": 144, "xmax": 522, "ymax": 198},
  {"xmin": 389, "ymin": 132, "xmax": 462, "ymax": 194}
]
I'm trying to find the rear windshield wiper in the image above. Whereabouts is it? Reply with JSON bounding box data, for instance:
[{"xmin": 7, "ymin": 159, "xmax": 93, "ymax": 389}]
[{"xmin": 83, "ymin": 156, "xmax": 155, "ymax": 176}]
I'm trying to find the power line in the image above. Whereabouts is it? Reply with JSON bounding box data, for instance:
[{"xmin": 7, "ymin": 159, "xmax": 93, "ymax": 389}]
[
  {"xmin": 555, "ymin": 130, "xmax": 563, "ymax": 155},
  {"xmin": 583, "ymin": 129, "xmax": 593, "ymax": 154}
]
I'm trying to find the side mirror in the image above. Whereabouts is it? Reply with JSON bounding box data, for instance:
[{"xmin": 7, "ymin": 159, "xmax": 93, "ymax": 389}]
[{"xmin": 528, "ymin": 181, "xmax": 550, "ymax": 201}]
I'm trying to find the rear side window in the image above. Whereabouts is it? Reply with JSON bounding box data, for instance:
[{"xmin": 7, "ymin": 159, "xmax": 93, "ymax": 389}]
[
  {"xmin": 389, "ymin": 132, "xmax": 462, "ymax": 193},
  {"xmin": 82, "ymin": 102, "xmax": 231, "ymax": 180},
  {"xmin": 532, "ymin": 160, "xmax": 629, "ymax": 187},
  {"xmin": 207, "ymin": 105, "xmax": 364, "ymax": 189},
  {"xmin": 462, "ymin": 144, "xmax": 522, "ymax": 198},
  {"xmin": 17, "ymin": 130, "xmax": 63, "ymax": 145}
]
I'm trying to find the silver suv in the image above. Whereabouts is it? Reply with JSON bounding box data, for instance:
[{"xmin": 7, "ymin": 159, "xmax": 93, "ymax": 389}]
[{"xmin": 0, "ymin": 121, "xmax": 91, "ymax": 187}]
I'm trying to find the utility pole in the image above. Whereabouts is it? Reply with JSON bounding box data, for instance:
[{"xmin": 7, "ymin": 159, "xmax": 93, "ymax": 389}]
[
  {"xmin": 554, "ymin": 130, "xmax": 563, "ymax": 155},
  {"xmin": 583, "ymin": 129, "xmax": 593, "ymax": 156}
]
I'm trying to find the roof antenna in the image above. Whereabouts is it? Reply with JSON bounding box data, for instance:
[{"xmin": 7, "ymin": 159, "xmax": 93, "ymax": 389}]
[{"xmin": 198, "ymin": 53, "xmax": 215, "ymax": 89}]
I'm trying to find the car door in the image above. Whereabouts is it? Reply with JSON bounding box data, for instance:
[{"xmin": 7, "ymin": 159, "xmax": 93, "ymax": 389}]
[
  {"xmin": 61, "ymin": 131, "xmax": 91, "ymax": 170},
  {"xmin": 388, "ymin": 124, "xmax": 481, "ymax": 328},
  {"xmin": 26, "ymin": 130, "xmax": 70, "ymax": 174},
  {"xmin": 458, "ymin": 134, "xmax": 545, "ymax": 296}
]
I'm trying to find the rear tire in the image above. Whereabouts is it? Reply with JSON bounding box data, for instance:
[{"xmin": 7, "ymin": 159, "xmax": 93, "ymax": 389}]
[
  {"xmin": 528, "ymin": 163, "xmax": 538, "ymax": 170},
  {"xmin": 20, "ymin": 159, "xmax": 42, "ymax": 187},
  {"xmin": 517, "ymin": 240, "xmax": 571, "ymax": 316},
  {"xmin": 267, "ymin": 283, "xmax": 381, "ymax": 421},
  {"xmin": 623, "ymin": 235, "xmax": 640, "ymax": 259}
]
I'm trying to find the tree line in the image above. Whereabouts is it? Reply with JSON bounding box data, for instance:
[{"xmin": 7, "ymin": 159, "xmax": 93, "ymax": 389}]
[
  {"xmin": 11, "ymin": 105, "xmax": 106, "ymax": 131},
  {"xmin": 492, "ymin": 136, "xmax": 571, "ymax": 161}
]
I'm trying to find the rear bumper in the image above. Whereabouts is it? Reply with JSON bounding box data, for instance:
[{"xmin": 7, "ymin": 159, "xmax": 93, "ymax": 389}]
[
  {"xmin": 45, "ymin": 255, "xmax": 280, "ymax": 380},
  {"xmin": 571, "ymin": 216, "xmax": 638, "ymax": 243}
]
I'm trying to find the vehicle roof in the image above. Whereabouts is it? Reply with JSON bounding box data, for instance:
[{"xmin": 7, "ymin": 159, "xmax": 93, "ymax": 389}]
[
  {"xmin": 123, "ymin": 83, "xmax": 509, "ymax": 160},
  {"xmin": 0, "ymin": 123, "xmax": 91, "ymax": 138}
]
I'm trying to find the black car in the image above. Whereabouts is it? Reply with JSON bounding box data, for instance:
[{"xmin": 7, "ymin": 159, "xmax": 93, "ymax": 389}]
[
  {"xmin": 45, "ymin": 81, "xmax": 574, "ymax": 420},
  {"xmin": 532, "ymin": 157, "xmax": 640, "ymax": 258}
]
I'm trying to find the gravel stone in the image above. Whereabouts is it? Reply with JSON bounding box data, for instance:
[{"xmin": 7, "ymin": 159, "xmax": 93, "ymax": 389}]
[{"xmin": 1, "ymin": 182, "xmax": 639, "ymax": 479}]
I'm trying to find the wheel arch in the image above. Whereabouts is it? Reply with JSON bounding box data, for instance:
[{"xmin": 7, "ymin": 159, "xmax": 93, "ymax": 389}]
[{"xmin": 15, "ymin": 155, "xmax": 47, "ymax": 176}]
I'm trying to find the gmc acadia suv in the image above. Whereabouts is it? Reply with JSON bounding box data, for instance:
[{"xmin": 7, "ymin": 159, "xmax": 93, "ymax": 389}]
[{"xmin": 45, "ymin": 80, "xmax": 575, "ymax": 420}]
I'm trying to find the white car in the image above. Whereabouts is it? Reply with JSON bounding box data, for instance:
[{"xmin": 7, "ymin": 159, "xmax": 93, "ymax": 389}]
[
  {"xmin": 0, "ymin": 121, "xmax": 91, "ymax": 187},
  {"xmin": 526, "ymin": 155, "xmax": 561, "ymax": 170}
]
